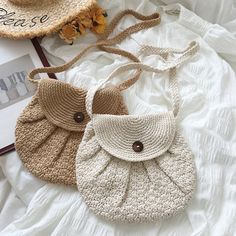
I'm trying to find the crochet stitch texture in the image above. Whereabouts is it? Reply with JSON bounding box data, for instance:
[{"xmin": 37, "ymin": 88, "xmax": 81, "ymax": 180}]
[
  {"xmin": 14, "ymin": 9, "xmax": 161, "ymax": 185},
  {"xmin": 76, "ymin": 119, "xmax": 196, "ymax": 222},
  {"xmin": 76, "ymin": 43, "xmax": 199, "ymax": 222},
  {"xmin": 15, "ymin": 79, "xmax": 128, "ymax": 185}
]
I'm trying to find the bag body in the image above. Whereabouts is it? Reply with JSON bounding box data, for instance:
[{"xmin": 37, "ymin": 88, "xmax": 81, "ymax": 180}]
[
  {"xmin": 14, "ymin": 10, "xmax": 161, "ymax": 185},
  {"xmin": 76, "ymin": 42, "xmax": 199, "ymax": 222},
  {"xmin": 15, "ymin": 79, "xmax": 127, "ymax": 185},
  {"xmin": 76, "ymin": 113, "xmax": 196, "ymax": 222}
]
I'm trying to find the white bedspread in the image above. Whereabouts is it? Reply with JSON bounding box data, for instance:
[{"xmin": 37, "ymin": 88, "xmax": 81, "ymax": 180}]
[{"xmin": 1, "ymin": 1, "xmax": 236, "ymax": 235}]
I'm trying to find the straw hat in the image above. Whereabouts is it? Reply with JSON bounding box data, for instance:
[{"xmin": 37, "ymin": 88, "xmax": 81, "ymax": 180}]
[{"xmin": 0, "ymin": 0, "xmax": 96, "ymax": 39}]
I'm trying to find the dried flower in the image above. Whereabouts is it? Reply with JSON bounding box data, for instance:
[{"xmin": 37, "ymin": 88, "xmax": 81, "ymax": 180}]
[
  {"xmin": 77, "ymin": 22, "xmax": 86, "ymax": 35},
  {"xmin": 76, "ymin": 12, "xmax": 93, "ymax": 29},
  {"xmin": 90, "ymin": 6, "xmax": 107, "ymax": 34},
  {"xmin": 59, "ymin": 5, "xmax": 107, "ymax": 44},
  {"xmin": 59, "ymin": 24, "xmax": 79, "ymax": 44}
]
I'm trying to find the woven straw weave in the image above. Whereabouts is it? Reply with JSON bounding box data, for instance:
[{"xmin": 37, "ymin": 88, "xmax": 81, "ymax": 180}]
[
  {"xmin": 76, "ymin": 42, "xmax": 199, "ymax": 223},
  {"xmin": 15, "ymin": 9, "xmax": 161, "ymax": 185},
  {"xmin": 0, "ymin": 0, "xmax": 96, "ymax": 39}
]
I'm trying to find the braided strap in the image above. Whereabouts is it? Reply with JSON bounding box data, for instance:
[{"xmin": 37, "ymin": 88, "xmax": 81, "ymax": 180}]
[
  {"xmin": 28, "ymin": 9, "xmax": 161, "ymax": 92},
  {"xmin": 138, "ymin": 41, "xmax": 199, "ymax": 63},
  {"xmin": 86, "ymin": 83, "xmax": 105, "ymax": 118},
  {"xmin": 99, "ymin": 9, "xmax": 160, "ymax": 41},
  {"xmin": 86, "ymin": 41, "xmax": 199, "ymax": 118}
]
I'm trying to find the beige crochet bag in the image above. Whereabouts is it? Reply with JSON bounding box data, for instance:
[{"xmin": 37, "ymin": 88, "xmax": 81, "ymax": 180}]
[
  {"xmin": 76, "ymin": 41, "xmax": 199, "ymax": 223},
  {"xmin": 15, "ymin": 10, "xmax": 161, "ymax": 185}
]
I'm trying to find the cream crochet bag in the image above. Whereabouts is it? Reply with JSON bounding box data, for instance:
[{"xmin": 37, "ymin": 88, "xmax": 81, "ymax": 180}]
[{"xmin": 76, "ymin": 41, "xmax": 199, "ymax": 223}]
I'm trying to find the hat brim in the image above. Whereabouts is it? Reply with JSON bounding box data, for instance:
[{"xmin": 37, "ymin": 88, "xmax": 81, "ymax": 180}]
[{"xmin": 0, "ymin": 0, "xmax": 96, "ymax": 39}]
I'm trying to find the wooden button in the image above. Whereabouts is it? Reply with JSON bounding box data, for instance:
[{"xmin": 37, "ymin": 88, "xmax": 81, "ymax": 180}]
[
  {"xmin": 74, "ymin": 112, "xmax": 84, "ymax": 123},
  {"xmin": 132, "ymin": 141, "xmax": 143, "ymax": 152}
]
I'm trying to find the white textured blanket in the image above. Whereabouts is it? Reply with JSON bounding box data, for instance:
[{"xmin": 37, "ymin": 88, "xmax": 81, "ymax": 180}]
[{"xmin": 1, "ymin": 1, "xmax": 236, "ymax": 235}]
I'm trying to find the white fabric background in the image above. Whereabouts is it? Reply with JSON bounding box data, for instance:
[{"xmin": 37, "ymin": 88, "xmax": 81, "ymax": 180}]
[
  {"xmin": 1, "ymin": 1, "xmax": 236, "ymax": 235},
  {"xmin": 161, "ymin": 0, "xmax": 236, "ymax": 32}
]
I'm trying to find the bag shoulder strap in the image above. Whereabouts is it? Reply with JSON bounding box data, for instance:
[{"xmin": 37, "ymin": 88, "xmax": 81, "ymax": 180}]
[
  {"xmin": 28, "ymin": 10, "xmax": 161, "ymax": 92},
  {"xmin": 86, "ymin": 41, "xmax": 199, "ymax": 118},
  {"xmin": 137, "ymin": 41, "xmax": 198, "ymax": 61}
]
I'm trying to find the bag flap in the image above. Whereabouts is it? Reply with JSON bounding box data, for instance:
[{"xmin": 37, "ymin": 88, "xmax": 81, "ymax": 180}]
[
  {"xmin": 38, "ymin": 79, "xmax": 127, "ymax": 132},
  {"xmin": 93, "ymin": 112, "xmax": 176, "ymax": 162}
]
